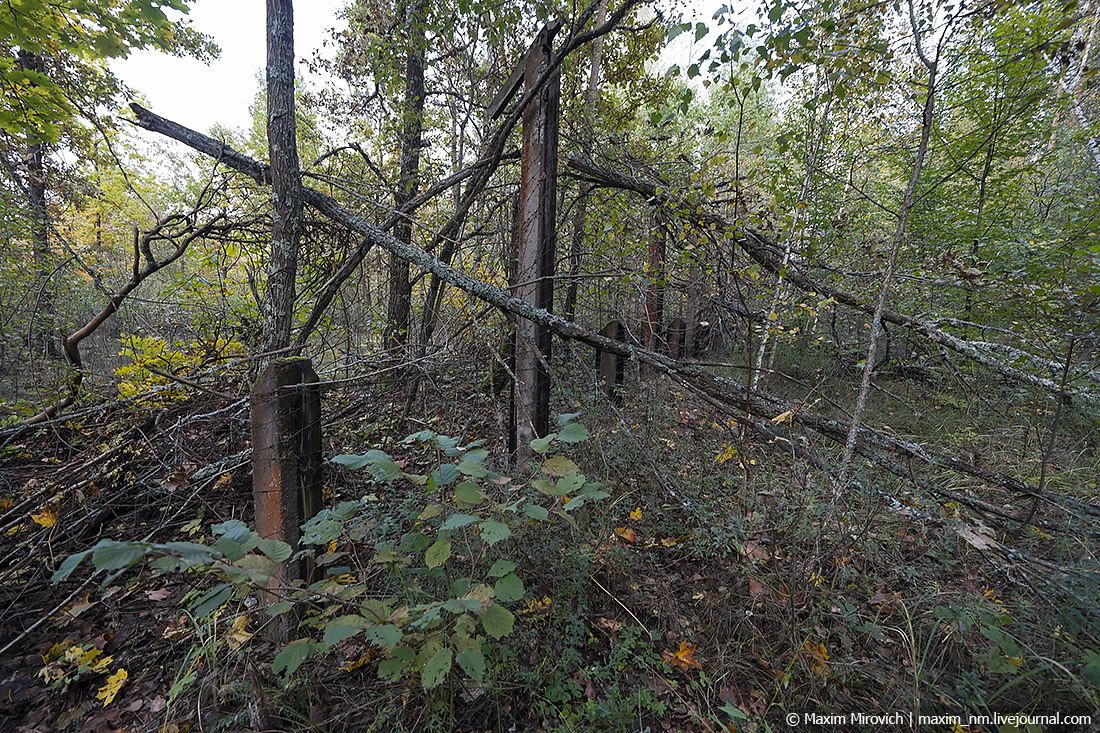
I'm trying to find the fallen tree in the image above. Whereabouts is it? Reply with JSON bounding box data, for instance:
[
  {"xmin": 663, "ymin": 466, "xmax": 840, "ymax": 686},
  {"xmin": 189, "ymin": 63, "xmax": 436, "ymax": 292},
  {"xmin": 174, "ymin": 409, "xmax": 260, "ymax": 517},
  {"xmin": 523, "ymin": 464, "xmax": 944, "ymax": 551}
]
[
  {"xmin": 125, "ymin": 103, "xmax": 1100, "ymax": 531},
  {"xmin": 564, "ymin": 155, "xmax": 1100, "ymax": 421}
]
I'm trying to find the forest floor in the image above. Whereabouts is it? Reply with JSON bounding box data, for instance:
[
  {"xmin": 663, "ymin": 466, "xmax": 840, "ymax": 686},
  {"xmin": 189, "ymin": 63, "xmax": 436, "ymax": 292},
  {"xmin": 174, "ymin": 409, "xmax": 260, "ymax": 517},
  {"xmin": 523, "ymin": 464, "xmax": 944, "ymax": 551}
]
[{"xmin": 1, "ymin": 345, "xmax": 1098, "ymax": 732}]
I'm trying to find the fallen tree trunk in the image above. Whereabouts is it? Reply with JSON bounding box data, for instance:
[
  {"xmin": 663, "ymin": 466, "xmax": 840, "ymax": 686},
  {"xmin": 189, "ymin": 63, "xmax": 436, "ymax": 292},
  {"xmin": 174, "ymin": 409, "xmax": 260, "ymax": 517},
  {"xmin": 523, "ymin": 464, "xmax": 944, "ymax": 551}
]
[
  {"xmin": 564, "ymin": 156, "xmax": 1100, "ymax": 420},
  {"xmin": 129, "ymin": 104, "xmax": 1090, "ymax": 524}
]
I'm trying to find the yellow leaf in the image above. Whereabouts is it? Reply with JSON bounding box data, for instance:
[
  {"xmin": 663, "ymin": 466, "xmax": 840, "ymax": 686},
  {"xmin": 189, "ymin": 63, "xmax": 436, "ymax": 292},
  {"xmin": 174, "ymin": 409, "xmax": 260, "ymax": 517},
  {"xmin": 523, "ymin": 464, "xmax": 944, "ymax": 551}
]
[
  {"xmin": 629, "ymin": 507, "xmax": 643, "ymax": 522},
  {"xmin": 613, "ymin": 527, "xmax": 636, "ymax": 544},
  {"xmin": 662, "ymin": 641, "xmax": 702, "ymax": 670},
  {"xmin": 716, "ymin": 444, "xmax": 738, "ymax": 464},
  {"xmin": 31, "ymin": 505, "xmax": 58, "ymax": 528},
  {"xmin": 771, "ymin": 410, "xmax": 793, "ymax": 425},
  {"xmin": 226, "ymin": 614, "xmax": 252, "ymax": 651},
  {"xmin": 96, "ymin": 668, "xmax": 127, "ymax": 707}
]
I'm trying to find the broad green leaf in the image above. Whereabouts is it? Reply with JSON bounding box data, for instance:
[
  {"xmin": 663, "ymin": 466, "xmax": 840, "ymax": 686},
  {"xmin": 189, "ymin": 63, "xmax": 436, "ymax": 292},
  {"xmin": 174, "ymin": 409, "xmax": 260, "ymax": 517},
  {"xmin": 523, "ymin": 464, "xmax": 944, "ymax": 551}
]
[
  {"xmin": 441, "ymin": 513, "xmax": 478, "ymax": 530},
  {"xmin": 454, "ymin": 481, "xmax": 484, "ymax": 504},
  {"xmin": 160, "ymin": 542, "xmax": 217, "ymax": 567},
  {"xmin": 232, "ymin": 554, "xmax": 278, "ymax": 584},
  {"xmin": 524, "ymin": 503, "xmax": 549, "ymax": 521},
  {"xmin": 541, "ymin": 456, "xmax": 577, "ymax": 477},
  {"xmin": 493, "ymin": 572, "xmax": 525, "ymax": 602},
  {"xmin": 425, "ymin": 539, "xmax": 451, "ymax": 568},
  {"xmin": 378, "ymin": 645, "xmax": 415, "ymax": 681},
  {"xmin": 255, "ymin": 539, "xmax": 292, "ymax": 563},
  {"xmin": 480, "ymin": 603, "xmax": 515, "ymax": 639},
  {"xmin": 530, "ymin": 434, "xmax": 556, "ymax": 454},
  {"xmin": 52, "ymin": 549, "xmax": 92, "ymax": 582},
  {"xmin": 323, "ymin": 615, "xmax": 369, "ymax": 646},
  {"xmin": 211, "ymin": 519, "xmax": 250, "ymax": 543},
  {"xmin": 479, "ymin": 520, "xmax": 510, "ymax": 546},
  {"xmin": 272, "ymin": 638, "xmax": 316, "ymax": 677},
  {"xmin": 557, "ymin": 422, "xmax": 589, "ymax": 443},
  {"xmin": 191, "ymin": 582, "xmax": 233, "ymax": 619},
  {"xmin": 556, "ymin": 413, "xmax": 581, "ymax": 426},
  {"xmin": 421, "ymin": 647, "xmax": 452, "ymax": 690},
  {"xmin": 456, "ymin": 648, "xmax": 486, "ymax": 681},
  {"xmin": 431, "ymin": 464, "xmax": 460, "ymax": 487},
  {"xmin": 557, "ymin": 473, "xmax": 585, "ymax": 494},
  {"xmin": 92, "ymin": 540, "xmax": 149, "ymax": 571},
  {"xmin": 487, "ymin": 559, "xmax": 516, "ymax": 578},
  {"xmin": 419, "ymin": 504, "xmax": 443, "ymax": 520},
  {"xmin": 362, "ymin": 624, "xmax": 403, "ymax": 648},
  {"xmin": 266, "ymin": 601, "xmax": 294, "ymax": 617}
]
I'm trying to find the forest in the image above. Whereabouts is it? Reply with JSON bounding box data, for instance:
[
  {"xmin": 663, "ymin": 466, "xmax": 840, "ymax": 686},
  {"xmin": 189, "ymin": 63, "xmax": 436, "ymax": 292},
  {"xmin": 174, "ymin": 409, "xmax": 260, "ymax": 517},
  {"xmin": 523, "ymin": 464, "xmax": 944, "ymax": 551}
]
[{"xmin": 1, "ymin": 0, "xmax": 1099, "ymax": 730}]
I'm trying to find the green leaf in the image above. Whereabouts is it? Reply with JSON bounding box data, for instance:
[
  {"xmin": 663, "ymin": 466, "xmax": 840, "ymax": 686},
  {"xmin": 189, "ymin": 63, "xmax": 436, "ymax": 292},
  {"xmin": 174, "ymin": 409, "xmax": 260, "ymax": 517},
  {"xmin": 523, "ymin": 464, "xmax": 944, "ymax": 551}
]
[
  {"xmin": 541, "ymin": 456, "xmax": 577, "ymax": 476},
  {"xmin": 52, "ymin": 549, "xmax": 92, "ymax": 582},
  {"xmin": 480, "ymin": 603, "xmax": 515, "ymax": 639},
  {"xmin": 454, "ymin": 481, "xmax": 484, "ymax": 505},
  {"xmin": 323, "ymin": 615, "xmax": 369, "ymax": 646},
  {"xmin": 362, "ymin": 624, "xmax": 403, "ymax": 648},
  {"xmin": 266, "ymin": 601, "xmax": 294, "ymax": 617},
  {"xmin": 493, "ymin": 572, "xmax": 525, "ymax": 602},
  {"xmin": 524, "ymin": 503, "xmax": 549, "ymax": 521},
  {"xmin": 232, "ymin": 554, "xmax": 278, "ymax": 584},
  {"xmin": 479, "ymin": 520, "xmax": 511, "ymax": 546},
  {"xmin": 211, "ymin": 519, "xmax": 250, "ymax": 543},
  {"xmin": 425, "ymin": 539, "xmax": 451, "ymax": 568},
  {"xmin": 419, "ymin": 504, "xmax": 443, "ymax": 520},
  {"xmin": 421, "ymin": 647, "xmax": 453, "ymax": 690},
  {"xmin": 556, "ymin": 413, "xmax": 581, "ymax": 426},
  {"xmin": 456, "ymin": 648, "xmax": 486, "ymax": 681},
  {"xmin": 272, "ymin": 638, "xmax": 316, "ymax": 677},
  {"xmin": 378, "ymin": 647, "xmax": 414, "ymax": 682},
  {"xmin": 530, "ymin": 434, "xmax": 556, "ymax": 454},
  {"xmin": 160, "ymin": 542, "xmax": 217, "ymax": 567},
  {"xmin": 487, "ymin": 559, "xmax": 516, "ymax": 578},
  {"xmin": 92, "ymin": 540, "xmax": 149, "ymax": 571},
  {"xmin": 431, "ymin": 464, "xmax": 460, "ymax": 487},
  {"xmin": 557, "ymin": 422, "xmax": 589, "ymax": 443},
  {"xmin": 557, "ymin": 472, "xmax": 585, "ymax": 494},
  {"xmin": 333, "ymin": 450, "xmax": 402, "ymax": 480},
  {"xmin": 191, "ymin": 582, "xmax": 233, "ymax": 619},
  {"xmin": 441, "ymin": 513, "xmax": 478, "ymax": 530}
]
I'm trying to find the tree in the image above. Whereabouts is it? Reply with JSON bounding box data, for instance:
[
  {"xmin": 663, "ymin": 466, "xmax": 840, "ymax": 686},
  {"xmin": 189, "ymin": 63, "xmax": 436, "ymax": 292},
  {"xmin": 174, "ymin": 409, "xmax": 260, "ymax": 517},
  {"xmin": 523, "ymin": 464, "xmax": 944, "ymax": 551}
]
[
  {"xmin": 385, "ymin": 0, "xmax": 429, "ymax": 356},
  {"xmin": 262, "ymin": 0, "xmax": 303, "ymax": 354}
]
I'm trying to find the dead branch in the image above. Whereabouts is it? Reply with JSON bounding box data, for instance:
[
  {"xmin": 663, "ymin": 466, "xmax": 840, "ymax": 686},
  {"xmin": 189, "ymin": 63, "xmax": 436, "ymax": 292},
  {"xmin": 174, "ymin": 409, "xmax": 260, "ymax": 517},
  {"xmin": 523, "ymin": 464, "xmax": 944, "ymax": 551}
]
[
  {"xmin": 124, "ymin": 105, "xmax": 1098, "ymax": 526},
  {"xmin": 564, "ymin": 155, "xmax": 1100, "ymax": 420},
  {"xmin": 16, "ymin": 189, "xmax": 233, "ymax": 430}
]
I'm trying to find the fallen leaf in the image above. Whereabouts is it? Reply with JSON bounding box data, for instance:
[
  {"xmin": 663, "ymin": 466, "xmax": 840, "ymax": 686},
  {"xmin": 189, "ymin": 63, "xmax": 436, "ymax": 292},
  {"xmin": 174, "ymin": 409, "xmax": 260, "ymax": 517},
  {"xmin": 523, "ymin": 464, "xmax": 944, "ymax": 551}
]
[
  {"xmin": 96, "ymin": 668, "xmax": 127, "ymax": 707},
  {"xmin": 596, "ymin": 617, "xmax": 622, "ymax": 635},
  {"xmin": 771, "ymin": 410, "xmax": 793, "ymax": 424},
  {"xmin": 31, "ymin": 504, "xmax": 58, "ymax": 528},
  {"xmin": 661, "ymin": 641, "xmax": 702, "ymax": 670},
  {"xmin": 613, "ymin": 527, "xmax": 636, "ymax": 544},
  {"xmin": 629, "ymin": 507, "xmax": 643, "ymax": 521},
  {"xmin": 226, "ymin": 614, "xmax": 251, "ymax": 651}
]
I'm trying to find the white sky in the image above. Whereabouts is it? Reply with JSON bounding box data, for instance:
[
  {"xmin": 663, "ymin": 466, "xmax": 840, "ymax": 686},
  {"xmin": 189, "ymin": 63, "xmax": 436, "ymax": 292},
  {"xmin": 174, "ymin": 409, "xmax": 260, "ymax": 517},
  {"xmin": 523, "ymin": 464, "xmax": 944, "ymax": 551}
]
[
  {"xmin": 111, "ymin": 0, "xmax": 347, "ymax": 135},
  {"xmin": 111, "ymin": 0, "xmax": 745, "ymax": 137}
]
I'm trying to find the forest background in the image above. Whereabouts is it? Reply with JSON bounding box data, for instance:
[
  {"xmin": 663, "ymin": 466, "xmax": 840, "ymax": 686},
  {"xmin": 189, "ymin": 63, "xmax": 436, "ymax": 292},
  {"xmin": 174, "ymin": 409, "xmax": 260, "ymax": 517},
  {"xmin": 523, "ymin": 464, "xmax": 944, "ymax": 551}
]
[{"xmin": 1, "ymin": 0, "xmax": 1099, "ymax": 730}]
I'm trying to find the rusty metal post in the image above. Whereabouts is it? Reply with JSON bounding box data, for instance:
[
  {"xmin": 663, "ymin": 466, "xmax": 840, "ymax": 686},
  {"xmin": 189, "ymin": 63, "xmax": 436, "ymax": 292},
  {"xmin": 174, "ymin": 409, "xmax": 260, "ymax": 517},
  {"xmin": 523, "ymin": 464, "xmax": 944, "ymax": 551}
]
[
  {"xmin": 506, "ymin": 21, "xmax": 562, "ymax": 463},
  {"xmin": 595, "ymin": 320, "xmax": 625, "ymax": 405},
  {"xmin": 251, "ymin": 357, "xmax": 322, "ymax": 636}
]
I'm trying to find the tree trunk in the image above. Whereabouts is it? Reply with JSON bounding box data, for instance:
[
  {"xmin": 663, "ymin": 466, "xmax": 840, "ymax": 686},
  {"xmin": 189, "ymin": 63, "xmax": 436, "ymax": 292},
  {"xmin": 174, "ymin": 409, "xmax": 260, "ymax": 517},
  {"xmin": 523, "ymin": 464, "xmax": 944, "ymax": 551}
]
[
  {"xmin": 563, "ymin": 0, "xmax": 606, "ymax": 326},
  {"xmin": 262, "ymin": 0, "xmax": 303, "ymax": 354},
  {"xmin": 17, "ymin": 51, "xmax": 57, "ymax": 360},
  {"xmin": 385, "ymin": 0, "xmax": 428, "ymax": 356}
]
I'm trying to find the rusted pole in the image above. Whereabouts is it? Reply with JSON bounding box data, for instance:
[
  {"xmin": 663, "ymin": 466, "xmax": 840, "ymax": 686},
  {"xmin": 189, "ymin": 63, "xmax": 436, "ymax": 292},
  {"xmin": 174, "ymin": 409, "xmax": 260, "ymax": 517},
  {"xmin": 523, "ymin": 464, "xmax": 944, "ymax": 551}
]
[
  {"xmin": 595, "ymin": 320, "xmax": 625, "ymax": 404},
  {"xmin": 251, "ymin": 357, "xmax": 322, "ymax": 641},
  {"xmin": 508, "ymin": 21, "xmax": 562, "ymax": 463}
]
